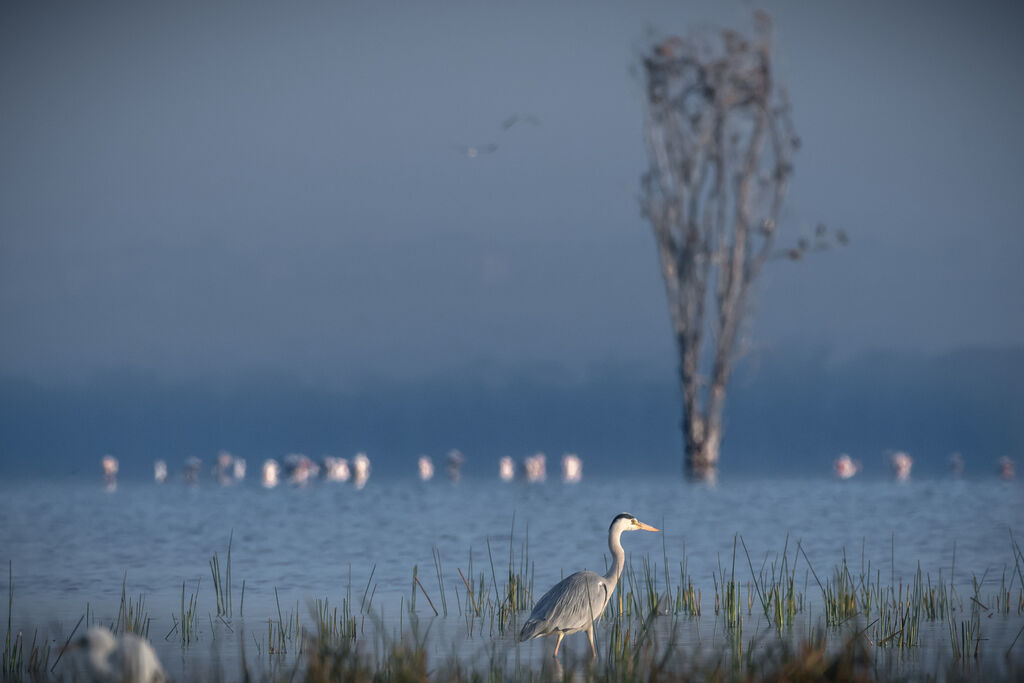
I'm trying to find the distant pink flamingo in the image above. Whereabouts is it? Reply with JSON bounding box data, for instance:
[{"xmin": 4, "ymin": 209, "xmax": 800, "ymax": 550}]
[
  {"xmin": 833, "ymin": 454, "xmax": 859, "ymax": 479},
  {"xmin": 889, "ymin": 451, "xmax": 913, "ymax": 481}
]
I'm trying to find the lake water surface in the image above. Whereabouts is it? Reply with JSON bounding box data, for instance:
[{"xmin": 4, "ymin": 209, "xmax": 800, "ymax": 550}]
[{"xmin": 2, "ymin": 473, "xmax": 1022, "ymax": 679}]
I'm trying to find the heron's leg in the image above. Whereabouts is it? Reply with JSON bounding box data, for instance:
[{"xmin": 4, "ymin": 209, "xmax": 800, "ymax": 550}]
[
  {"xmin": 586, "ymin": 625, "xmax": 596, "ymax": 658},
  {"xmin": 552, "ymin": 632, "xmax": 565, "ymax": 657}
]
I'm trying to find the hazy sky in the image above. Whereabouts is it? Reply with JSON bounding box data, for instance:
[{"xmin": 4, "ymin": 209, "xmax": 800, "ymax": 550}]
[{"xmin": 2, "ymin": 0, "xmax": 1022, "ymax": 386}]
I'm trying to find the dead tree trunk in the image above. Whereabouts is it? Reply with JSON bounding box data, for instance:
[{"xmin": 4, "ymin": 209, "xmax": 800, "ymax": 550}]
[{"xmin": 640, "ymin": 15, "xmax": 798, "ymax": 481}]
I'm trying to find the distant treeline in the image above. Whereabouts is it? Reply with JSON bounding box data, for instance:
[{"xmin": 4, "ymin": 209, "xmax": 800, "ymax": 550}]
[{"xmin": 1, "ymin": 346, "xmax": 1021, "ymax": 478}]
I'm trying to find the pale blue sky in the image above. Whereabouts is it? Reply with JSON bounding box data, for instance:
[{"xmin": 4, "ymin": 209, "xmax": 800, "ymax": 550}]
[{"xmin": 2, "ymin": 0, "xmax": 1022, "ymax": 386}]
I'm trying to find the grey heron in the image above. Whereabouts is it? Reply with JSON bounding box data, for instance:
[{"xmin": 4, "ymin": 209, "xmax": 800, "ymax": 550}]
[
  {"xmin": 65, "ymin": 626, "xmax": 165, "ymax": 683},
  {"xmin": 519, "ymin": 513, "xmax": 659, "ymax": 657}
]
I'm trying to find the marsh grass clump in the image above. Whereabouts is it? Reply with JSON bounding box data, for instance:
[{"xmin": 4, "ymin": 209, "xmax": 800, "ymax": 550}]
[
  {"xmin": 304, "ymin": 631, "xmax": 428, "ymax": 683},
  {"xmin": 3, "ymin": 628, "xmax": 51, "ymax": 678},
  {"xmin": 2, "ymin": 627, "xmax": 24, "ymax": 677},
  {"xmin": 114, "ymin": 573, "xmax": 150, "ymax": 638},
  {"xmin": 314, "ymin": 596, "xmax": 357, "ymax": 642},
  {"xmin": 4, "ymin": 561, "xmax": 23, "ymax": 676},
  {"xmin": 301, "ymin": 621, "xmax": 882, "ymax": 683},
  {"xmin": 620, "ymin": 554, "xmax": 663, "ymax": 619},
  {"xmin": 304, "ymin": 634, "xmax": 373, "ymax": 683},
  {"xmin": 265, "ymin": 588, "xmax": 303, "ymax": 656},
  {"xmin": 478, "ymin": 523, "xmax": 533, "ymax": 636},
  {"xmin": 24, "ymin": 629, "xmax": 50, "ymax": 675},
  {"xmin": 741, "ymin": 629, "xmax": 874, "ymax": 683},
  {"xmin": 303, "ymin": 604, "xmax": 437, "ymax": 683},
  {"xmin": 740, "ymin": 535, "xmax": 802, "ymax": 630},
  {"xmin": 4, "ymin": 564, "xmax": 54, "ymax": 677},
  {"xmin": 669, "ymin": 546, "xmax": 702, "ymax": 617},
  {"xmin": 823, "ymin": 554, "xmax": 859, "ymax": 628},
  {"xmin": 166, "ymin": 579, "xmax": 201, "ymax": 645},
  {"xmin": 995, "ymin": 532, "xmax": 1024, "ymax": 616},
  {"xmin": 7, "ymin": 528, "xmax": 1024, "ymax": 681},
  {"xmin": 949, "ymin": 610, "xmax": 982, "ymax": 660},
  {"xmin": 713, "ymin": 536, "xmax": 744, "ymax": 634}
]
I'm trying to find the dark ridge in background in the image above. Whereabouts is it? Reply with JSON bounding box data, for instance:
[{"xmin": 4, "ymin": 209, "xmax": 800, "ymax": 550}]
[{"xmin": 1, "ymin": 346, "xmax": 1021, "ymax": 480}]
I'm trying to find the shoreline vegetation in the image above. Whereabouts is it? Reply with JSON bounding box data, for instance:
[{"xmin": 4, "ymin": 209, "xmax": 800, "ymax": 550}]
[{"xmin": 4, "ymin": 531, "xmax": 1023, "ymax": 681}]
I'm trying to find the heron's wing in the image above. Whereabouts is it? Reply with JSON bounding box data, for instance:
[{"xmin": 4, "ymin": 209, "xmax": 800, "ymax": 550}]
[{"xmin": 520, "ymin": 571, "xmax": 609, "ymax": 639}]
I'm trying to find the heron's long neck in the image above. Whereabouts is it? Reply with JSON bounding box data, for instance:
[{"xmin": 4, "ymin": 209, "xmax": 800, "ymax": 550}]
[{"xmin": 603, "ymin": 526, "xmax": 626, "ymax": 585}]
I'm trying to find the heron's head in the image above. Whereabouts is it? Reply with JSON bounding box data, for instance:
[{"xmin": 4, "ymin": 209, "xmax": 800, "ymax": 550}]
[
  {"xmin": 610, "ymin": 512, "xmax": 659, "ymax": 533},
  {"xmin": 63, "ymin": 626, "xmax": 117, "ymax": 657}
]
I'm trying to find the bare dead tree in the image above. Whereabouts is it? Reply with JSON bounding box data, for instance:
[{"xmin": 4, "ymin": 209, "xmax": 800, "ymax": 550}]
[{"xmin": 640, "ymin": 14, "xmax": 838, "ymax": 480}]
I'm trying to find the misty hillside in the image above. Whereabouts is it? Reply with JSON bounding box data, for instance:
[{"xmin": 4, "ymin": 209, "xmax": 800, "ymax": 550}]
[{"xmin": 1, "ymin": 346, "xmax": 1021, "ymax": 479}]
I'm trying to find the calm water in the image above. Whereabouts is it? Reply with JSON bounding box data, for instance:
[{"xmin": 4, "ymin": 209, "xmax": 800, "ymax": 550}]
[{"xmin": 2, "ymin": 473, "xmax": 1022, "ymax": 679}]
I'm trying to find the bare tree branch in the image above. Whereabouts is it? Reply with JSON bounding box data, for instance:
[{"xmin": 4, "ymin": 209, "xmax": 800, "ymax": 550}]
[{"xmin": 640, "ymin": 14, "xmax": 841, "ymax": 480}]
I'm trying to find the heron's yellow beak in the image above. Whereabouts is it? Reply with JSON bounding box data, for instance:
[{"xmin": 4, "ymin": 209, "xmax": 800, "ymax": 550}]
[{"xmin": 636, "ymin": 521, "xmax": 659, "ymax": 532}]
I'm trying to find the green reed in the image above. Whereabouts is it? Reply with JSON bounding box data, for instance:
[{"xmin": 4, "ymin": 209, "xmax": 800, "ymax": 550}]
[
  {"xmin": 25, "ymin": 628, "xmax": 50, "ymax": 675},
  {"xmin": 671, "ymin": 546, "xmax": 702, "ymax": 616},
  {"xmin": 313, "ymin": 595, "xmax": 356, "ymax": 642},
  {"xmin": 46, "ymin": 614, "xmax": 84, "ymax": 676},
  {"xmin": 114, "ymin": 573, "xmax": 150, "ymax": 637},
  {"xmin": 872, "ymin": 579, "xmax": 921, "ymax": 649},
  {"xmin": 3, "ymin": 623, "xmax": 51, "ymax": 677},
  {"xmin": 739, "ymin": 534, "xmax": 802, "ymax": 630},
  {"xmin": 1001, "ymin": 531, "xmax": 1024, "ymax": 615},
  {"xmin": 261, "ymin": 588, "xmax": 302, "ymax": 656},
  {"xmin": 823, "ymin": 551, "xmax": 859, "ymax": 627},
  {"xmin": 618, "ymin": 554, "xmax": 662, "ymax": 620},
  {"xmin": 411, "ymin": 565, "xmax": 438, "ymax": 617},
  {"xmin": 431, "ymin": 547, "xmax": 447, "ymax": 617},
  {"xmin": 713, "ymin": 535, "xmax": 743, "ymax": 633},
  {"xmin": 949, "ymin": 596, "xmax": 982, "ymax": 661},
  {"xmin": 209, "ymin": 530, "xmax": 233, "ymax": 618},
  {"xmin": 167, "ymin": 579, "xmax": 200, "ymax": 646},
  {"xmin": 477, "ymin": 519, "xmax": 534, "ymax": 636},
  {"xmin": 306, "ymin": 623, "xmax": 429, "ymax": 683},
  {"xmin": 3, "ymin": 561, "xmax": 21, "ymax": 676}
]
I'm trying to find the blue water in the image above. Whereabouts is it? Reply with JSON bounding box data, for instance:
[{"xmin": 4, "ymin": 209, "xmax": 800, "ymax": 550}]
[{"xmin": 2, "ymin": 473, "xmax": 1022, "ymax": 678}]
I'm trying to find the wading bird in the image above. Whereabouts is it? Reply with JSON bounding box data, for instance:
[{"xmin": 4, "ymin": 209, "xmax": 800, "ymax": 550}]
[
  {"xmin": 352, "ymin": 452, "xmax": 371, "ymax": 489},
  {"xmin": 561, "ymin": 453, "xmax": 583, "ymax": 483},
  {"xmin": 101, "ymin": 454, "xmax": 118, "ymax": 491},
  {"xmin": 519, "ymin": 513, "xmax": 659, "ymax": 657},
  {"xmin": 66, "ymin": 625, "xmax": 165, "ymax": 683},
  {"xmin": 152, "ymin": 460, "xmax": 167, "ymax": 484},
  {"xmin": 498, "ymin": 456, "xmax": 515, "ymax": 482},
  {"xmin": 417, "ymin": 454, "xmax": 435, "ymax": 481}
]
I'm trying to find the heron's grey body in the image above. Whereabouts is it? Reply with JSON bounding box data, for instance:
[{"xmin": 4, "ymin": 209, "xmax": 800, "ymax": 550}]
[
  {"xmin": 518, "ymin": 570, "xmax": 613, "ymax": 640},
  {"xmin": 73, "ymin": 626, "xmax": 165, "ymax": 683},
  {"xmin": 519, "ymin": 513, "xmax": 658, "ymax": 657}
]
